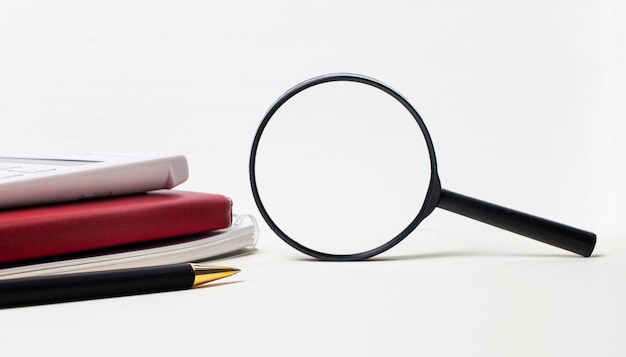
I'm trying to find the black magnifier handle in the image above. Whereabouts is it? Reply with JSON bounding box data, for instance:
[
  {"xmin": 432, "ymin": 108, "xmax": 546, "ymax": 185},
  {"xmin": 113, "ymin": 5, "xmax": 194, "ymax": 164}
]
[{"xmin": 437, "ymin": 189, "xmax": 596, "ymax": 256}]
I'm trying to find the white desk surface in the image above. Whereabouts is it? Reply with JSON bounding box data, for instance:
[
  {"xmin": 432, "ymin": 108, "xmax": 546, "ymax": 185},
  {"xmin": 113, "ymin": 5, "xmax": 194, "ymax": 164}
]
[
  {"xmin": 1, "ymin": 226, "xmax": 623, "ymax": 357},
  {"xmin": 1, "ymin": 1, "xmax": 624, "ymax": 355}
]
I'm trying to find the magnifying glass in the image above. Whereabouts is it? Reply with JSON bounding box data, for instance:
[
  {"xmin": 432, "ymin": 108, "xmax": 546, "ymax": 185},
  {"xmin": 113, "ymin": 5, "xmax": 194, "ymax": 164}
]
[{"xmin": 249, "ymin": 73, "xmax": 596, "ymax": 261}]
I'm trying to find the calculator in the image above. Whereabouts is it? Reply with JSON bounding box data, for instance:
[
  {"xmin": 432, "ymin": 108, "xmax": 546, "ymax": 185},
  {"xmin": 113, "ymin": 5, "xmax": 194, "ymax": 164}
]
[{"xmin": 0, "ymin": 153, "xmax": 189, "ymax": 209}]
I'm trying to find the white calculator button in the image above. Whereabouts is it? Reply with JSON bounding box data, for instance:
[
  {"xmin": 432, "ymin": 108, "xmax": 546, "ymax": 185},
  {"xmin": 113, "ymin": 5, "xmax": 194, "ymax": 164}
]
[
  {"xmin": 9, "ymin": 167, "xmax": 57, "ymax": 174},
  {"xmin": 0, "ymin": 165, "xmax": 20, "ymax": 170},
  {"xmin": 0, "ymin": 173, "xmax": 23, "ymax": 179}
]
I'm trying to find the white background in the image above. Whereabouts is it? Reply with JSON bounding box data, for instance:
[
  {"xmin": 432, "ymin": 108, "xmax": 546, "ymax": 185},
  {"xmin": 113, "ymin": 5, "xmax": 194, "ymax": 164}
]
[{"xmin": 0, "ymin": 1, "xmax": 624, "ymax": 356}]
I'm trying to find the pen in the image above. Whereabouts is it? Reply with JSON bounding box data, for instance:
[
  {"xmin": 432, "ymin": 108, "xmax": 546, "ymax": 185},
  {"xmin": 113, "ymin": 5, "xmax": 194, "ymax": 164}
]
[{"xmin": 0, "ymin": 263, "xmax": 240, "ymax": 308}]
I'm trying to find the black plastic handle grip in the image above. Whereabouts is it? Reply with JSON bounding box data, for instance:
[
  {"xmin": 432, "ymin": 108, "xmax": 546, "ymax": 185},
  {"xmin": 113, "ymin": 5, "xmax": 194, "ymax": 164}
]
[{"xmin": 437, "ymin": 189, "xmax": 596, "ymax": 256}]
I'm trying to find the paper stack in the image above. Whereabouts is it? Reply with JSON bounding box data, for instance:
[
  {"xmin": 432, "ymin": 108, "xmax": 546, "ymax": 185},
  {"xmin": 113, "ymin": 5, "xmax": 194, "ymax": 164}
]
[{"xmin": 0, "ymin": 154, "xmax": 257, "ymax": 277}]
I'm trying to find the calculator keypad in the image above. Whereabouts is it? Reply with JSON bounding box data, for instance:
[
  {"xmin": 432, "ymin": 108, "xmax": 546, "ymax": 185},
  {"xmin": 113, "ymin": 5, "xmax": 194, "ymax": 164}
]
[{"xmin": 0, "ymin": 163, "xmax": 58, "ymax": 179}]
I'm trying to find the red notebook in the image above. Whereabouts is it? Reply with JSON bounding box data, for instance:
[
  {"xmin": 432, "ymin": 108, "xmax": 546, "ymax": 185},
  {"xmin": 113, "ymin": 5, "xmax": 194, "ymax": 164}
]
[{"xmin": 0, "ymin": 190, "xmax": 232, "ymax": 264}]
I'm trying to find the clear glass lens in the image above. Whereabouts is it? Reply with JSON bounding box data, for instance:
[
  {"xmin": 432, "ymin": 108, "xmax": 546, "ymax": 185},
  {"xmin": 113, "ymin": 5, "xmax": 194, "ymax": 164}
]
[{"xmin": 254, "ymin": 80, "xmax": 432, "ymax": 255}]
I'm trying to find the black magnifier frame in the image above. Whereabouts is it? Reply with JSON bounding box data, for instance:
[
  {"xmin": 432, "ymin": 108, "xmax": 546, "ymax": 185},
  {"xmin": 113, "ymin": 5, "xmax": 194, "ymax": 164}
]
[{"xmin": 249, "ymin": 73, "xmax": 596, "ymax": 261}]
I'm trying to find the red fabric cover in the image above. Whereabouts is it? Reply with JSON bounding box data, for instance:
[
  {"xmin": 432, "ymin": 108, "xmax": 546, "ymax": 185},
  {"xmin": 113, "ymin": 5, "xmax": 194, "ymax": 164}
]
[{"xmin": 0, "ymin": 190, "xmax": 232, "ymax": 264}]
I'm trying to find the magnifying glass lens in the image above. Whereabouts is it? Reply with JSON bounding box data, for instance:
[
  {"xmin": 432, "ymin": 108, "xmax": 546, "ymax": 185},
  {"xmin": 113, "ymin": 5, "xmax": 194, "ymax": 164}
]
[{"xmin": 253, "ymin": 80, "xmax": 432, "ymax": 255}]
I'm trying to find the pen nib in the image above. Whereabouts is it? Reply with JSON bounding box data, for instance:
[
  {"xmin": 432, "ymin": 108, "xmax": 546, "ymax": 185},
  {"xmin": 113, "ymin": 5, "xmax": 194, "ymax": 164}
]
[{"xmin": 190, "ymin": 264, "xmax": 240, "ymax": 287}]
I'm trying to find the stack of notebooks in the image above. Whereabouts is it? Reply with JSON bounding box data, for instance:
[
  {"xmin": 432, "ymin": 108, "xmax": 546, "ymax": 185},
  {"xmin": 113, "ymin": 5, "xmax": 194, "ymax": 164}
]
[{"xmin": 0, "ymin": 157, "xmax": 257, "ymax": 280}]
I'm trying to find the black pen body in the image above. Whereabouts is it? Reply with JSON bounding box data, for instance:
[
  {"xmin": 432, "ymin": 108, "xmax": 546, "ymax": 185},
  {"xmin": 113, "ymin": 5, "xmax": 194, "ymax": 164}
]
[{"xmin": 0, "ymin": 263, "xmax": 195, "ymax": 308}]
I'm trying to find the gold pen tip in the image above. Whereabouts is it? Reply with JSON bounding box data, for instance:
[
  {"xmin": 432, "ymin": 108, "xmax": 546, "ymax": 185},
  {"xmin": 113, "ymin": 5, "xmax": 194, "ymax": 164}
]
[{"xmin": 191, "ymin": 264, "xmax": 241, "ymax": 286}]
